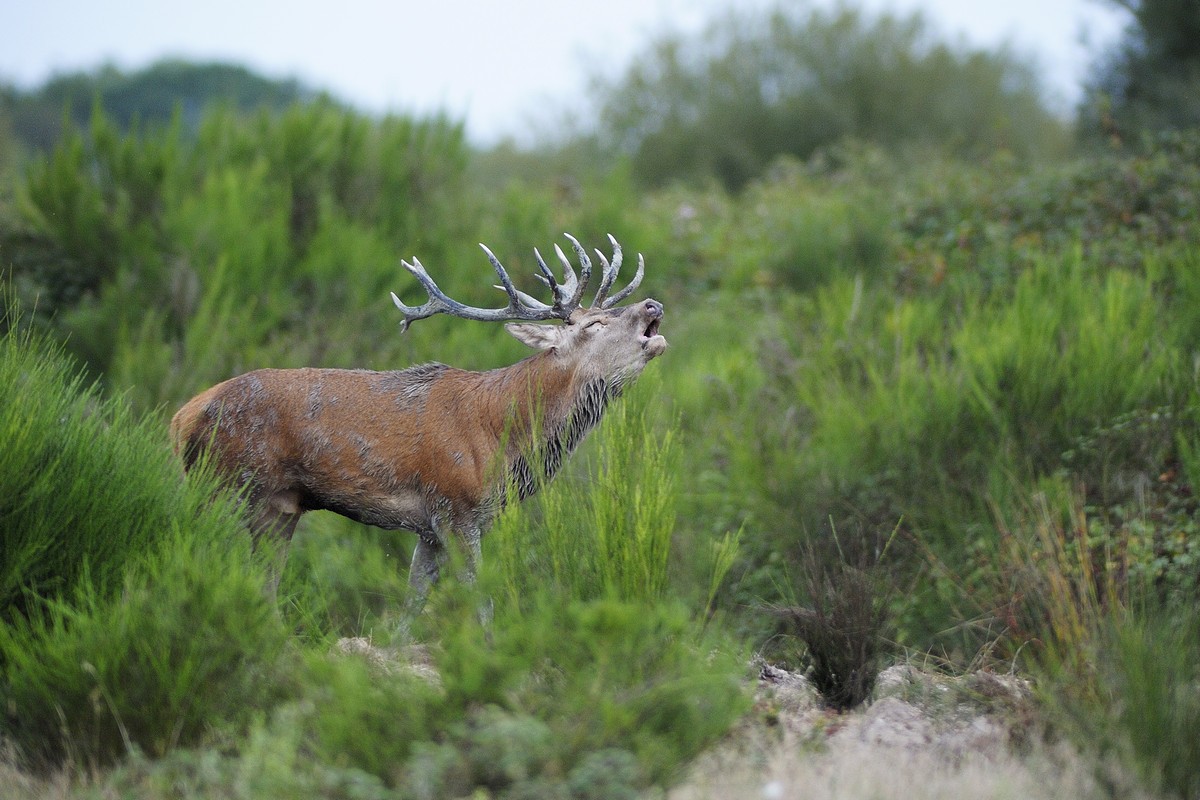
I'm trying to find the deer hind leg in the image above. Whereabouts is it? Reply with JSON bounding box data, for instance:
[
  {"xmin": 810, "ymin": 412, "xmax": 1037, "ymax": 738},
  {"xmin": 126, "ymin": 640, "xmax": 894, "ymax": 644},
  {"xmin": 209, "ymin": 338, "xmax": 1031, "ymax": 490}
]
[{"xmin": 248, "ymin": 489, "xmax": 303, "ymax": 599}]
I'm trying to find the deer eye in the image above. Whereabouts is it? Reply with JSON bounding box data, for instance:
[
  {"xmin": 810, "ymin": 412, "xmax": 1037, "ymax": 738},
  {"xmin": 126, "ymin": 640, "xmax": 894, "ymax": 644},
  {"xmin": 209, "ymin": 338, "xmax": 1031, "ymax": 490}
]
[{"xmin": 583, "ymin": 319, "xmax": 605, "ymax": 329}]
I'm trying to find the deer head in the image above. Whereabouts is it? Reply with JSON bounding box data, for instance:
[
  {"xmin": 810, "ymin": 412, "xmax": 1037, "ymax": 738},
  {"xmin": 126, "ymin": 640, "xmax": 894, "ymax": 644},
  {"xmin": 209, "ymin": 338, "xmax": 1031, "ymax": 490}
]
[{"xmin": 391, "ymin": 233, "xmax": 668, "ymax": 388}]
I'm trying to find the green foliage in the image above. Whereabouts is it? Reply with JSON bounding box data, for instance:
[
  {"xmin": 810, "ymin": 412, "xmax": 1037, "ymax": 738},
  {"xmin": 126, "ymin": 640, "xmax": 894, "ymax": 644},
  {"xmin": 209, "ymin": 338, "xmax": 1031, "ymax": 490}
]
[
  {"xmin": 0, "ymin": 531, "xmax": 290, "ymax": 769},
  {"xmin": 1099, "ymin": 612, "xmax": 1200, "ymax": 799},
  {"xmin": 377, "ymin": 385, "xmax": 750, "ymax": 793},
  {"xmin": 293, "ymin": 653, "xmax": 444, "ymax": 783},
  {"xmin": 1039, "ymin": 608, "xmax": 1200, "ymax": 800},
  {"xmin": 0, "ymin": 309, "xmax": 244, "ymax": 620},
  {"xmin": 490, "ymin": 379, "xmax": 684, "ymax": 606},
  {"xmin": 11, "ymin": 101, "xmax": 468, "ymax": 410},
  {"xmin": 5, "ymin": 51, "xmax": 1200, "ymax": 798},
  {"xmin": 0, "ymin": 313, "xmax": 290, "ymax": 769},
  {"xmin": 426, "ymin": 595, "xmax": 749, "ymax": 791},
  {"xmin": 4, "ymin": 59, "xmax": 313, "ymax": 152},
  {"xmin": 592, "ymin": 4, "xmax": 1066, "ymax": 189},
  {"xmin": 280, "ymin": 516, "xmax": 412, "ymax": 642}
]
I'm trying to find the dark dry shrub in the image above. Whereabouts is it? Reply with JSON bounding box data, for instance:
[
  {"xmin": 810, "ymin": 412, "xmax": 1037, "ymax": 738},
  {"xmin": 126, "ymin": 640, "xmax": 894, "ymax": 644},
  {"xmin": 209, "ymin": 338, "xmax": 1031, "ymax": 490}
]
[{"xmin": 774, "ymin": 530, "xmax": 893, "ymax": 710}]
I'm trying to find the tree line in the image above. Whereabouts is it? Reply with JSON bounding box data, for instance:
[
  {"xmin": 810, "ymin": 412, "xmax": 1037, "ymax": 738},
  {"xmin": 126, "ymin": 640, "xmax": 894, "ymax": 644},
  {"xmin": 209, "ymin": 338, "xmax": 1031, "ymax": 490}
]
[{"xmin": 2, "ymin": 1, "xmax": 1197, "ymax": 191}]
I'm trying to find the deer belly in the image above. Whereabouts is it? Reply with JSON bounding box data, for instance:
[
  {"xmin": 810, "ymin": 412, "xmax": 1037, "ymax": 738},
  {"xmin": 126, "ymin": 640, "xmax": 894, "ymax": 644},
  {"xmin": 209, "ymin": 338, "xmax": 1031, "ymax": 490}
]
[{"xmin": 311, "ymin": 486, "xmax": 432, "ymax": 532}]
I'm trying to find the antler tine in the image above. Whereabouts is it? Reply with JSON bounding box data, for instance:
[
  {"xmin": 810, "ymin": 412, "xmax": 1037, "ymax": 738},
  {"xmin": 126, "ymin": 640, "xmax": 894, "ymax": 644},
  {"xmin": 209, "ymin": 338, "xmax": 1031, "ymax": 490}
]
[
  {"xmin": 480, "ymin": 244, "xmax": 538, "ymax": 308},
  {"xmin": 561, "ymin": 234, "xmax": 592, "ymax": 310},
  {"xmin": 601, "ymin": 253, "xmax": 645, "ymax": 308},
  {"xmin": 390, "ymin": 257, "xmax": 456, "ymax": 331},
  {"xmin": 590, "ymin": 233, "xmax": 624, "ymax": 309},
  {"xmin": 533, "ymin": 247, "xmax": 570, "ymax": 310},
  {"xmin": 480, "ymin": 243, "xmax": 558, "ymax": 317},
  {"xmin": 391, "ymin": 249, "xmax": 561, "ymax": 332}
]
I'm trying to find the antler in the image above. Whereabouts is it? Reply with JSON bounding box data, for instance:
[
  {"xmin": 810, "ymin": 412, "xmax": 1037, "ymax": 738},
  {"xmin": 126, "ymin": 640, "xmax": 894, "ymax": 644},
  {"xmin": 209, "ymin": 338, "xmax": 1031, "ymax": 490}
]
[
  {"xmin": 590, "ymin": 234, "xmax": 645, "ymax": 309},
  {"xmin": 391, "ymin": 234, "xmax": 643, "ymax": 330}
]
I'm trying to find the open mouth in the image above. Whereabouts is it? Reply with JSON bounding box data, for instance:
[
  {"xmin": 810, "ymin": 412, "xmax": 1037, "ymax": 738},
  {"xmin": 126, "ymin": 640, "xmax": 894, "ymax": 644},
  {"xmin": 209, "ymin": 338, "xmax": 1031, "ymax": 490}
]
[
  {"xmin": 637, "ymin": 300, "xmax": 666, "ymax": 354},
  {"xmin": 639, "ymin": 316, "xmax": 666, "ymax": 355}
]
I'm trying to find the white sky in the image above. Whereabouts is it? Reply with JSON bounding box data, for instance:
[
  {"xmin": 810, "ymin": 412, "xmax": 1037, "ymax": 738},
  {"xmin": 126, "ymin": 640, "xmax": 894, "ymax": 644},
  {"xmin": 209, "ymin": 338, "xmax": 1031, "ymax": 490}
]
[{"xmin": 0, "ymin": 0, "xmax": 1130, "ymax": 144}]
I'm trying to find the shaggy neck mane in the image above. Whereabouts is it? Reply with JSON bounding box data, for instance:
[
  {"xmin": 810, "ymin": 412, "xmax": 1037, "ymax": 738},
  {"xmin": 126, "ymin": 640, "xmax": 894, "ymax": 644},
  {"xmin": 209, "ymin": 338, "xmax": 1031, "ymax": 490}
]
[{"xmin": 499, "ymin": 352, "xmax": 617, "ymax": 501}]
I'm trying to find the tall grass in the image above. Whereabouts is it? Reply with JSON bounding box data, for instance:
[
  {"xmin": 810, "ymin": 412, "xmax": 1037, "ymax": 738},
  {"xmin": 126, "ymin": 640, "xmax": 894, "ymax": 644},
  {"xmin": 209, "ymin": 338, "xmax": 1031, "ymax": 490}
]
[
  {"xmin": 997, "ymin": 482, "xmax": 1200, "ymax": 798},
  {"xmin": 488, "ymin": 377, "xmax": 684, "ymax": 606}
]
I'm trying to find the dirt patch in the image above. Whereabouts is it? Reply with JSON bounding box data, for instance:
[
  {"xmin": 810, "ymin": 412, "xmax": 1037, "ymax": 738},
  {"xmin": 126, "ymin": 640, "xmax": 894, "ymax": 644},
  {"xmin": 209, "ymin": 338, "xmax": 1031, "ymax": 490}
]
[{"xmin": 670, "ymin": 661, "xmax": 1108, "ymax": 800}]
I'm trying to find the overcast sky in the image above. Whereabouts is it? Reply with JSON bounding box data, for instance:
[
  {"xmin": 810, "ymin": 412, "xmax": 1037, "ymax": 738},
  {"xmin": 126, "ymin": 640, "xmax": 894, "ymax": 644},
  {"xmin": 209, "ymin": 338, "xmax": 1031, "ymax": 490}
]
[{"xmin": 1, "ymin": 1, "xmax": 1130, "ymax": 144}]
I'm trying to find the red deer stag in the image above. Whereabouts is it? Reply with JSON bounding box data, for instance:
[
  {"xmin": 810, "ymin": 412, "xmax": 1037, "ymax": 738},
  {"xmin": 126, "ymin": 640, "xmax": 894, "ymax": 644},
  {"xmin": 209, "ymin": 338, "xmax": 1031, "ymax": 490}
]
[{"xmin": 170, "ymin": 234, "xmax": 667, "ymax": 613}]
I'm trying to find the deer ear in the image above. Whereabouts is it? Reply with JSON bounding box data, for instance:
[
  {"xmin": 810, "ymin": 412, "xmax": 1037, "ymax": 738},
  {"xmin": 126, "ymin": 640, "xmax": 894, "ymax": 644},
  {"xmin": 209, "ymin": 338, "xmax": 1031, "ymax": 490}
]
[{"xmin": 505, "ymin": 322, "xmax": 563, "ymax": 350}]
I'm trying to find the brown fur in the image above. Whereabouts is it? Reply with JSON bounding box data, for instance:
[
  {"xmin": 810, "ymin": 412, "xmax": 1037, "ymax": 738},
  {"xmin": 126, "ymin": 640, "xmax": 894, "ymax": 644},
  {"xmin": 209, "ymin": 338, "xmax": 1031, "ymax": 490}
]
[{"xmin": 171, "ymin": 354, "xmax": 580, "ymax": 536}]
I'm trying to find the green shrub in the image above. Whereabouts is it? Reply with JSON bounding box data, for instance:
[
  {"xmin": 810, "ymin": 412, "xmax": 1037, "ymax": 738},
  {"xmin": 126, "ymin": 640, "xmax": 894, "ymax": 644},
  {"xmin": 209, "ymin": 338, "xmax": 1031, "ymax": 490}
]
[
  {"xmin": 11, "ymin": 102, "xmax": 472, "ymax": 411},
  {"xmin": 0, "ymin": 310, "xmax": 290, "ymax": 769},
  {"xmin": 429, "ymin": 595, "xmax": 749, "ymax": 789},
  {"xmin": 0, "ymin": 310, "xmax": 244, "ymax": 620},
  {"xmin": 392, "ymin": 379, "xmax": 749, "ymax": 792},
  {"xmin": 0, "ymin": 532, "xmax": 290, "ymax": 768},
  {"xmin": 1040, "ymin": 609, "xmax": 1200, "ymax": 800},
  {"xmin": 725, "ymin": 156, "xmax": 895, "ymax": 291},
  {"xmin": 488, "ymin": 375, "xmax": 684, "ymax": 606},
  {"xmin": 281, "ymin": 515, "xmax": 412, "ymax": 642},
  {"xmin": 1099, "ymin": 612, "xmax": 1200, "ymax": 799},
  {"xmin": 295, "ymin": 652, "xmax": 443, "ymax": 783},
  {"xmin": 593, "ymin": 4, "xmax": 1067, "ymax": 190}
]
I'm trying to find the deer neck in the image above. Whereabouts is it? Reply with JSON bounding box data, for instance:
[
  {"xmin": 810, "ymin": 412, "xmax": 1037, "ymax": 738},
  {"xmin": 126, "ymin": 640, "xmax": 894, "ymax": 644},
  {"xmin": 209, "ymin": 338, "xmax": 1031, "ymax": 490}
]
[{"xmin": 498, "ymin": 351, "xmax": 615, "ymax": 501}]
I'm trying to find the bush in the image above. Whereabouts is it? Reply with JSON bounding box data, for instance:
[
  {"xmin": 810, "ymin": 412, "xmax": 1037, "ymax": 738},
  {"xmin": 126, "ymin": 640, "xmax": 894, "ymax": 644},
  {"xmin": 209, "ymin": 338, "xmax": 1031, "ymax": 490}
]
[
  {"xmin": 0, "ymin": 310, "xmax": 290, "ymax": 769},
  {"xmin": 773, "ymin": 525, "xmax": 895, "ymax": 710},
  {"xmin": 428, "ymin": 595, "xmax": 749, "ymax": 789},
  {"xmin": 0, "ymin": 533, "xmax": 290, "ymax": 769},
  {"xmin": 281, "ymin": 515, "xmax": 412, "ymax": 643},
  {"xmin": 0, "ymin": 308, "xmax": 245, "ymax": 621},
  {"xmin": 11, "ymin": 102, "xmax": 471, "ymax": 411}
]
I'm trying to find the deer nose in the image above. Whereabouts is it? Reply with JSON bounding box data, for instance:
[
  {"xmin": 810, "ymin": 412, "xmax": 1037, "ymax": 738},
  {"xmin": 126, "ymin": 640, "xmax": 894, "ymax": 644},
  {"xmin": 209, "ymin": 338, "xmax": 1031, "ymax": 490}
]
[{"xmin": 644, "ymin": 300, "xmax": 663, "ymax": 318}]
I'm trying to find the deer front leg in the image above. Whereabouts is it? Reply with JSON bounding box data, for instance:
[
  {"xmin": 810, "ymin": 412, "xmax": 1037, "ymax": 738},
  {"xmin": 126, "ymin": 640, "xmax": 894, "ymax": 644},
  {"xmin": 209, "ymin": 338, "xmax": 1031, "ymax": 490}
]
[
  {"xmin": 460, "ymin": 526, "xmax": 493, "ymax": 626},
  {"xmin": 401, "ymin": 523, "xmax": 492, "ymax": 630},
  {"xmin": 405, "ymin": 530, "xmax": 447, "ymax": 620}
]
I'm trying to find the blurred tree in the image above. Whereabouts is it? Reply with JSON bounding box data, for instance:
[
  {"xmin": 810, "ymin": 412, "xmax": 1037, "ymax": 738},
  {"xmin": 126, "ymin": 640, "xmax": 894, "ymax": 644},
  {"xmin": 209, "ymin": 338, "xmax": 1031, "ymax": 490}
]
[
  {"xmin": 1081, "ymin": 0, "xmax": 1200, "ymax": 138},
  {"xmin": 589, "ymin": 3, "xmax": 1065, "ymax": 190},
  {"xmin": 3, "ymin": 59, "xmax": 316, "ymax": 151}
]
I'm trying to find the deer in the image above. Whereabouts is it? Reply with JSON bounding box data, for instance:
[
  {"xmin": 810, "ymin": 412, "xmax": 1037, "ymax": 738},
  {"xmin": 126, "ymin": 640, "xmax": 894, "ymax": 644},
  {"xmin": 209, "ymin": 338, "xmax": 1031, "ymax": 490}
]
[{"xmin": 170, "ymin": 234, "xmax": 667, "ymax": 617}]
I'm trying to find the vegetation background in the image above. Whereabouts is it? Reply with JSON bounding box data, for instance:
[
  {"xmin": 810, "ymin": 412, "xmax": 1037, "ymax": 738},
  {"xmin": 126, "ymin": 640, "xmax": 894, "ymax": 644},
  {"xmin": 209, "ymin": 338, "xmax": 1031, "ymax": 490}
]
[{"xmin": 2, "ymin": 0, "xmax": 1200, "ymax": 797}]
